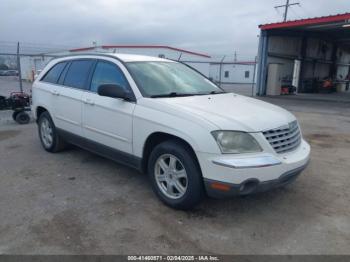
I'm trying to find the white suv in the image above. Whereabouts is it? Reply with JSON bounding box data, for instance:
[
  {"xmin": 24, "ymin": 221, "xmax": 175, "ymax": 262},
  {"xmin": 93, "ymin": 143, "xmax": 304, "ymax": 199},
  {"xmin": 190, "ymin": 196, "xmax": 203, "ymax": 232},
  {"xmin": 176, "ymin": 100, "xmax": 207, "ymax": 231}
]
[{"xmin": 32, "ymin": 54, "xmax": 310, "ymax": 209}]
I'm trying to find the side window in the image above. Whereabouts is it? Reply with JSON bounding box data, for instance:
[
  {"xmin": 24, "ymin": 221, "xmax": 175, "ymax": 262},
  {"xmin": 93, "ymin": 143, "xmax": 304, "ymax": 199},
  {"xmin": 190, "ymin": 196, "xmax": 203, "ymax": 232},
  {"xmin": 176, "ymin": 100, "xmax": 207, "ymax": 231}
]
[
  {"xmin": 63, "ymin": 60, "xmax": 94, "ymax": 89},
  {"xmin": 245, "ymin": 71, "xmax": 250, "ymax": 78},
  {"xmin": 224, "ymin": 71, "xmax": 229, "ymax": 78},
  {"xmin": 41, "ymin": 62, "xmax": 67, "ymax": 84},
  {"xmin": 90, "ymin": 61, "xmax": 129, "ymax": 93}
]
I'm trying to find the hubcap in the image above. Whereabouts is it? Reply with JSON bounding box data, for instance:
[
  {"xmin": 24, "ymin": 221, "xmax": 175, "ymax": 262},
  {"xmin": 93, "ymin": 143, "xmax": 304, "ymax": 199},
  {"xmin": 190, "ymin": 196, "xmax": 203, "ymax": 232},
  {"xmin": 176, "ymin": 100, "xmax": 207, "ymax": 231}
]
[
  {"xmin": 154, "ymin": 154, "xmax": 188, "ymax": 199},
  {"xmin": 40, "ymin": 118, "xmax": 53, "ymax": 148}
]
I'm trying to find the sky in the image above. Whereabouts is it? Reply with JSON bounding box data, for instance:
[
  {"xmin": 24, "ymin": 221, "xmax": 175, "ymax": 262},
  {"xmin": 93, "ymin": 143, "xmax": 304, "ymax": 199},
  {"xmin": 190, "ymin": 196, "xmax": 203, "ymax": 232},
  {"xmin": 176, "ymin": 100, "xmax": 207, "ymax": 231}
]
[{"xmin": 0, "ymin": 0, "xmax": 349, "ymax": 60}]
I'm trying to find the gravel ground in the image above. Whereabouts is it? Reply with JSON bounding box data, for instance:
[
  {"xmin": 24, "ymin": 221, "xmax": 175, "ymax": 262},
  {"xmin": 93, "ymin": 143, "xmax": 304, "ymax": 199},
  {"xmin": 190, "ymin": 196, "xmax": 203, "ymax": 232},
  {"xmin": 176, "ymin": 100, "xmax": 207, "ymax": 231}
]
[{"xmin": 0, "ymin": 96, "xmax": 349, "ymax": 255}]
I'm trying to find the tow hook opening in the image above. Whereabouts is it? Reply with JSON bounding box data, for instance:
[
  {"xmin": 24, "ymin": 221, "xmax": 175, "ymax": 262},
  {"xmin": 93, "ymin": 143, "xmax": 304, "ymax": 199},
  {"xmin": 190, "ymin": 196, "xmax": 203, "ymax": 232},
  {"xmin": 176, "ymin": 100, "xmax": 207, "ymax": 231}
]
[{"xmin": 239, "ymin": 180, "xmax": 259, "ymax": 195}]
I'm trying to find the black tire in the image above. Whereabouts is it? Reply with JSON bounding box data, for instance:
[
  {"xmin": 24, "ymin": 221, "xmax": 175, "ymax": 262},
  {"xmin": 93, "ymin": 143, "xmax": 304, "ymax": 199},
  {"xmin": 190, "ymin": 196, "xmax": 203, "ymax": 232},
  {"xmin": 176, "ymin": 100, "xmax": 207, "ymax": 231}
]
[
  {"xmin": 12, "ymin": 111, "xmax": 19, "ymax": 121},
  {"xmin": 38, "ymin": 111, "xmax": 67, "ymax": 152},
  {"xmin": 148, "ymin": 139, "xmax": 204, "ymax": 210},
  {"xmin": 15, "ymin": 111, "xmax": 30, "ymax": 124}
]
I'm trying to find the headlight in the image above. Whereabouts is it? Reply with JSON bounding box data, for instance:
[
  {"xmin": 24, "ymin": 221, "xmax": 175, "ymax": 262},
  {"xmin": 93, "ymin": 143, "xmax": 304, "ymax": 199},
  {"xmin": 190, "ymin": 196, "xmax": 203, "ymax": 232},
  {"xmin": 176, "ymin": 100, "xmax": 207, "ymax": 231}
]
[{"xmin": 211, "ymin": 131, "xmax": 262, "ymax": 154}]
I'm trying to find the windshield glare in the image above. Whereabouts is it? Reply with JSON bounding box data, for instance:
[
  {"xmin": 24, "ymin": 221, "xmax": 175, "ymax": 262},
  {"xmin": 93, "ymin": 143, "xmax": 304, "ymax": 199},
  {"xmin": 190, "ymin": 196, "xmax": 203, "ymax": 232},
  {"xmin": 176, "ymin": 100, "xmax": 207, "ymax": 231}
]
[{"xmin": 126, "ymin": 61, "xmax": 223, "ymax": 97}]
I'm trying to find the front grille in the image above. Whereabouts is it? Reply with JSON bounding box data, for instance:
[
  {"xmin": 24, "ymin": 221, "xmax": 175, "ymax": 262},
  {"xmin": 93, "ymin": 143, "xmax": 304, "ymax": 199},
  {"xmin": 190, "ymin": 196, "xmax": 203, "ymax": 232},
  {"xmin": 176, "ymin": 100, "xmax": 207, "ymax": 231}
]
[{"xmin": 263, "ymin": 121, "xmax": 301, "ymax": 154}]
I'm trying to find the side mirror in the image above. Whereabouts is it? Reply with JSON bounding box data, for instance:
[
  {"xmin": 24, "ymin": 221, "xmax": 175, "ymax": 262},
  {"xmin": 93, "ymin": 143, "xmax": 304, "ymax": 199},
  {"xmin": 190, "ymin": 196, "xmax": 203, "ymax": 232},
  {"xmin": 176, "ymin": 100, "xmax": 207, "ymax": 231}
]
[{"xmin": 97, "ymin": 84, "xmax": 132, "ymax": 101}]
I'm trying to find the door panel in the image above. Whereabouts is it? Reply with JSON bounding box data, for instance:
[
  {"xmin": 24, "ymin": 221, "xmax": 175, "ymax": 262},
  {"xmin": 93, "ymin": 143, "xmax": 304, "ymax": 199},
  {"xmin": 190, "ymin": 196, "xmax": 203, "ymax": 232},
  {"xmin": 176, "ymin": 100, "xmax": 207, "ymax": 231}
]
[
  {"xmin": 53, "ymin": 59, "xmax": 95, "ymax": 135},
  {"xmin": 82, "ymin": 93, "xmax": 135, "ymax": 153},
  {"xmin": 82, "ymin": 60, "xmax": 135, "ymax": 154},
  {"xmin": 53, "ymin": 87, "xmax": 84, "ymax": 135}
]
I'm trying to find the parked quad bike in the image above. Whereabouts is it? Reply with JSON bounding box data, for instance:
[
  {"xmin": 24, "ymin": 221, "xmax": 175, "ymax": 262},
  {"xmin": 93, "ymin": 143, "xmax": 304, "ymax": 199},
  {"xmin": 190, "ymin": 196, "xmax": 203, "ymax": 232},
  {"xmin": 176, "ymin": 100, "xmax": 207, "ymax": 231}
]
[{"xmin": 0, "ymin": 92, "xmax": 31, "ymax": 124}]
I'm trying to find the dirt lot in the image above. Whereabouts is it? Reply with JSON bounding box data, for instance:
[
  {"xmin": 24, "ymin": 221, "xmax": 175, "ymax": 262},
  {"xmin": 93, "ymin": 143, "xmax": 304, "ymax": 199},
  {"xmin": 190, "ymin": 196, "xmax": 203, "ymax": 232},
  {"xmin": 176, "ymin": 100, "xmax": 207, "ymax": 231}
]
[{"xmin": 0, "ymin": 96, "xmax": 349, "ymax": 255}]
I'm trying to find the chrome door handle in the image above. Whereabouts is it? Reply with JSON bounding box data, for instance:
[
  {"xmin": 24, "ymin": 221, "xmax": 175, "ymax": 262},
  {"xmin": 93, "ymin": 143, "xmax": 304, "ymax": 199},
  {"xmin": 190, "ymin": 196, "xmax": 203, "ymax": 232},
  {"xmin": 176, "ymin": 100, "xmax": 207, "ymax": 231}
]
[
  {"xmin": 51, "ymin": 90, "xmax": 60, "ymax": 96},
  {"xmin": 83, "ymin": 99, "xmax": 95, "ymax": 105}
]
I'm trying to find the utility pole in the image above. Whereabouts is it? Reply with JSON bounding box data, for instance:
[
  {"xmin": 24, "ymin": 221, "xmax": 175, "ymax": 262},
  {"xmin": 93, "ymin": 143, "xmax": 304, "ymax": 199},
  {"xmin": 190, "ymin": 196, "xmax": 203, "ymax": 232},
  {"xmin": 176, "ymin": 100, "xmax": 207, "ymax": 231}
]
[
  {"xmin": 251, "ymin": 56, "xmax": 258, "ymax": 97},
  {"xmin": 275, "ymin": 0, "xmax": 300, "ymax": 22},
  {"xmin": 16, "ymin": 42, "xmax": 23, "ymax": 93},
  {"xmin": 218, "ymin": 55, "xmax": 226, "ymax": 87}
]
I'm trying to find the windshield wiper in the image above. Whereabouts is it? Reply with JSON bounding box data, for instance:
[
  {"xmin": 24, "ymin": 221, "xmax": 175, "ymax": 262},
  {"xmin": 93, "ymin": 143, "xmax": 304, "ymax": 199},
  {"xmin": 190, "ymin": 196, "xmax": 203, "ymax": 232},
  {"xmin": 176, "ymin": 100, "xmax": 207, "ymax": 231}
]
[
  {"xmin": 150, "ymin": 92, "xmax": 197, "ymax": 98},
  {"xmin": 150, "ymin": 90, "xmax": 225, "ymax": 98},
  {"xmin": 208, "ymin": 90, "xmax": 226, "ymax": 95}
]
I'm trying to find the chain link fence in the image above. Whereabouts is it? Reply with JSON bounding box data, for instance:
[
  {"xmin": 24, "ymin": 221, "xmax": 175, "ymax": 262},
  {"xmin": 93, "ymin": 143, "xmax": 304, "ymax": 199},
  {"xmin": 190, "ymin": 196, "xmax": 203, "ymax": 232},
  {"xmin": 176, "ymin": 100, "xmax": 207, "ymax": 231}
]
[{"xmin": 0, "ymin": 42, "xmax": 258, "ymax": 97}]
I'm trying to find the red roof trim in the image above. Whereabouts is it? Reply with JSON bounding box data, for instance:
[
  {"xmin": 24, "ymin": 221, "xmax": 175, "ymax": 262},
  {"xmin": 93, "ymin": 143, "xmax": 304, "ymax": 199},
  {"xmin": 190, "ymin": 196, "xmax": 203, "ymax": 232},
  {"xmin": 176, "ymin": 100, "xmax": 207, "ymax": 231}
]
[
  {"xmin": 69, "ymin": 47, "xmax": 96, "ymax": 52},
  {"xmin": 210, "ymin": 61, "xmax": 256, "ymax": 65},
  {"xmin": 101, "ymin": 45, "xmax": 211, "ymax": 58},
  {"xmin": 260, "ymin": 13, "xmax": 350, "ymax": 30}
]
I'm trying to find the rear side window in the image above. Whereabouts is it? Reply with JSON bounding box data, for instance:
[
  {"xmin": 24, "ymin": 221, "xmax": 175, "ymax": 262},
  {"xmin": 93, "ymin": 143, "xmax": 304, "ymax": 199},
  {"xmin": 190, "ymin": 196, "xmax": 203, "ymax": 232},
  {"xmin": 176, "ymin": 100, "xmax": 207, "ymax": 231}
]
[
  {"xmin": 90, "ymin": 61, "xmax": 129, "ymax": 92},
  {"xmin": 63, "ymin": 60, "xmax": 94, "ymax": 89},
  {"xmin": 41, "ymin": 62, "xmax": 67, "ymax": 84}
]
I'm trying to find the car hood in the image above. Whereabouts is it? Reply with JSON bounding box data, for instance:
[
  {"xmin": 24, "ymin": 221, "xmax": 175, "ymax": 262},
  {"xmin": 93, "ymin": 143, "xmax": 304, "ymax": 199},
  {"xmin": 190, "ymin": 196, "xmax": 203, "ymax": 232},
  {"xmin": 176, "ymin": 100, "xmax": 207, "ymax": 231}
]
[{"xmin": 150, "ymin": 93, "xmax": 296, "ymax": 132}]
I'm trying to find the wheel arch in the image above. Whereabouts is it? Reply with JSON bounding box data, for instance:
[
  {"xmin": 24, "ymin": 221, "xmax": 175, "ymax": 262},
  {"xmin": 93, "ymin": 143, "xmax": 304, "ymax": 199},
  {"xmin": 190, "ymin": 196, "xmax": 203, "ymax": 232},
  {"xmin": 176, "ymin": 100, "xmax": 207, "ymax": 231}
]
[
  {"xmin": 141, "ymin": 132, "xmax": 201, "ymax": 175},
  {"xmin": 35, "ymin": 106, "xmax": 48, "ymax": 122}
]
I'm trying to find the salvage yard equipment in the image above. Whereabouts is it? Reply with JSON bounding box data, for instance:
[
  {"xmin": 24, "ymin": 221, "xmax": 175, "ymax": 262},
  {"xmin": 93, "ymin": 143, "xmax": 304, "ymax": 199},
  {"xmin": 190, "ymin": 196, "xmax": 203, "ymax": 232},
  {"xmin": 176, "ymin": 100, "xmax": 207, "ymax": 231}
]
[{"xmin": 0, "ymin": 92, "xmax": 31, "ymax": 124}]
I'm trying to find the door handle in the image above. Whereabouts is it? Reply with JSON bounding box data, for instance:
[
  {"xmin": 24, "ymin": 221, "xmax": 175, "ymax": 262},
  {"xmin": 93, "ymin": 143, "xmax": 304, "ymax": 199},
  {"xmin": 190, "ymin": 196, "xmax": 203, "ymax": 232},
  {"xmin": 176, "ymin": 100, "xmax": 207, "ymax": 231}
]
[
  {"xmin": 51, "ymin": 90, "xmax": 60, "ymax": 96},
  {"xmin": 83, "ymin": 98, "xmax": 95, "ymax": 105}
]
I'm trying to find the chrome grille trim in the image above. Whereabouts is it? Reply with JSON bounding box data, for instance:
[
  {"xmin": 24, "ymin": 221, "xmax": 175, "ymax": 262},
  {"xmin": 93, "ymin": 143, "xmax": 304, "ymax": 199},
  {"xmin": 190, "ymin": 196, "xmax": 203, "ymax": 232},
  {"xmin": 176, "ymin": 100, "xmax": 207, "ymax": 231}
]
[{"xmin": 263, "ymin": 121, "xmax": 301, "ymax": 154}]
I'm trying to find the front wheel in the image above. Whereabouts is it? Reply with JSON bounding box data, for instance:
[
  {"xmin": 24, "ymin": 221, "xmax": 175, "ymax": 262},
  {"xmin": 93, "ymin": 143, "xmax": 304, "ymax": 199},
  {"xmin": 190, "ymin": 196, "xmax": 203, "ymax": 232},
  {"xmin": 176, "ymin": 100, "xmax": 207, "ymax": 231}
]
[{"xmin": 148, "ymin": 140, "xmax": 204, "ymax": 210}]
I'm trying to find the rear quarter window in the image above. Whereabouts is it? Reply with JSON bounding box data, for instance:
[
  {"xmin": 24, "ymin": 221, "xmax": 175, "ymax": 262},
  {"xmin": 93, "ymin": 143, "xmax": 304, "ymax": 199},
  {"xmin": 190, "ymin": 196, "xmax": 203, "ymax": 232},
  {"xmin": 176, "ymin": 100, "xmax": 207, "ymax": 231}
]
[{"xmin": 41, "ymin": 62, "xmax": 67, "ymax": 84}]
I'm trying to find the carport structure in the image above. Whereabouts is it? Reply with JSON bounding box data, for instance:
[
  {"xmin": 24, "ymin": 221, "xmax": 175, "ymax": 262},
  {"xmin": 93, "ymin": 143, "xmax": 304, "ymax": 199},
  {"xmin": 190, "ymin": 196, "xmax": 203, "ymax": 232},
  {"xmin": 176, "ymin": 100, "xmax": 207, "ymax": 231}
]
[{"xmin": 256, "ymin": 13, "xmax": 350, "ymax": 96}]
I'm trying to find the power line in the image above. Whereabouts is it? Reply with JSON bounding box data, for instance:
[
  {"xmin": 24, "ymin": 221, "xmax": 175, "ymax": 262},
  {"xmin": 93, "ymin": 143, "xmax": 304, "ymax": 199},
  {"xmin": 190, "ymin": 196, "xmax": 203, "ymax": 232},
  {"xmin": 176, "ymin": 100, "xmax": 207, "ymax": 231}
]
[{"xmin": 275, "ymin": 0, "xmax": 300, "ymax": 22}]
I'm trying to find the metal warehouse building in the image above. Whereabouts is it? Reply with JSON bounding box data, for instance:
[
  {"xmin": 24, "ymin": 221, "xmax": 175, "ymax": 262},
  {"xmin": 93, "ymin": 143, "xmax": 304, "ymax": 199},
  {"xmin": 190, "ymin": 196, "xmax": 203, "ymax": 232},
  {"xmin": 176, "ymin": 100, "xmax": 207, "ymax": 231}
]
[
  {"xmin": 69, "ymin": 45, "xmax": 256, "ymax": 86},
  {"xmin": 256, "ymin": 13, "xmax": 350, "ymax": 97},
  {"xmin": 19, "ymin": 45, "xmax": 256, "ymax": 89},
  {"xmin": 69, "ymin": 45, "xmax": 212, "ymax": 76},
  {"xmin": 209, "ymin": 61, "xmax": 256, "ymax": 85},
  {"xmin": 18, "ymin": 45, "xmax": 212, "ymax": 81}
]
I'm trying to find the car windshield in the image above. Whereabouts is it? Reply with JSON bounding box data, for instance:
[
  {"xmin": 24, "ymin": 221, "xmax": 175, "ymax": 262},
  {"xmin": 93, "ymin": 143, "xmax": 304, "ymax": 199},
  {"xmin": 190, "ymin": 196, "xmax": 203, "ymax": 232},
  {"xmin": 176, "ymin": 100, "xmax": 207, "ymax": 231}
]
[{"xmin": 126, "ymin": 61, "xmax": 224, "ymax": 97}]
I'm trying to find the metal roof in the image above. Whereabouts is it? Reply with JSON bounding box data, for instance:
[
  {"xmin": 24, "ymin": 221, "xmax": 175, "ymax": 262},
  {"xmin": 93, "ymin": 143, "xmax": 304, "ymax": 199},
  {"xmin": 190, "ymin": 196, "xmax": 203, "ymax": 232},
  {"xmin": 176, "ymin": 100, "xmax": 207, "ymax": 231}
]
[
  {"xmin": 259, "ymin": 13, "xmax": 350, "ymax": 30},
  {"xmin": 69, "ymin": 45, "xmax": 211, "ymax": 58}
]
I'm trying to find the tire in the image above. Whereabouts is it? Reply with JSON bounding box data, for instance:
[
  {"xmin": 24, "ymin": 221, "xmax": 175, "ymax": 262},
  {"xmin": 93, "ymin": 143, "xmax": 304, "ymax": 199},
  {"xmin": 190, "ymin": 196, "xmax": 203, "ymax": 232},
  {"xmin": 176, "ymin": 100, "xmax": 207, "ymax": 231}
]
[
  {"xmin": 38, "ymin": 111, "xmax": 67, "ymax": 152},
  {"xmin": 148, "ymin": 140, "xmax": 204, "ymax": 210},
  {"xmin": 12, "ymin": 111, "xmax": 19, "ymax": 121},
  {"xmin": 15, "ymin": 111, "xmax": 30, "ymax": 124}
]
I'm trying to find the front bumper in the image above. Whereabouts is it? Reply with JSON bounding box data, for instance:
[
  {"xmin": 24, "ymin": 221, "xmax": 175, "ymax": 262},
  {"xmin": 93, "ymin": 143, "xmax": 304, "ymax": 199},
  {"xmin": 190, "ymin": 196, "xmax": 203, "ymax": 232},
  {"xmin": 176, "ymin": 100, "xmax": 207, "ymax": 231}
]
[
  {"xmin": 197, "ymin": 139, "xmax": 310, "ymax": 197},
  {"xmin": 204, "ymin": 162, "xmax": 309, "ymax": 198}
]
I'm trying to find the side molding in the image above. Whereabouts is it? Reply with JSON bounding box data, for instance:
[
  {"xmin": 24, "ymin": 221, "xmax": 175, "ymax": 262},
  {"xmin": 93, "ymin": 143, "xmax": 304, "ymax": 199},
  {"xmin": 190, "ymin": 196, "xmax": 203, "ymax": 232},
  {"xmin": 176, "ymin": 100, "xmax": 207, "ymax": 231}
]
[{"xmin": 57, "ymin": 129, "xmax": 142, "ymax": 171}]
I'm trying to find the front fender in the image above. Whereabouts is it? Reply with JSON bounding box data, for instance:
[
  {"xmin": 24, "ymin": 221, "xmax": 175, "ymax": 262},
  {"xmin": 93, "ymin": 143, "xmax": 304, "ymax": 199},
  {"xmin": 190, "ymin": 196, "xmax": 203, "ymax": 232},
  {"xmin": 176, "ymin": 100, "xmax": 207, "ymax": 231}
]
[{"xmin": 132, "ymin": 104, "xmax": 221, "ymax": 158}]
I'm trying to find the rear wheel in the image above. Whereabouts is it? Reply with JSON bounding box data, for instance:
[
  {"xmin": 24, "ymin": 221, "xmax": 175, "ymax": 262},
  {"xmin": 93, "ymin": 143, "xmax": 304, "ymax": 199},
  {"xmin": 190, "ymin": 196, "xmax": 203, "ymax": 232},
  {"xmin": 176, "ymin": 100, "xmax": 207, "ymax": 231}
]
[
  {"xmin": 38, "ymin": 111, "xmax": 67, "ymax": 152},
  {"xmin": 148, "ymin": 140, "xmax": 204, "ymax": 210}
]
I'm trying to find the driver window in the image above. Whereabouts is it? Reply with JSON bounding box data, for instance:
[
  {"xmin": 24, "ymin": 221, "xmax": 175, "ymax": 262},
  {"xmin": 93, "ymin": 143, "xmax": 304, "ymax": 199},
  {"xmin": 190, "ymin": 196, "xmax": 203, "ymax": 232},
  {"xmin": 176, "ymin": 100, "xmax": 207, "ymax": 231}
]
[{"xmin": 90, "ymin": 61, "xmax": 129, "ymax": 93}]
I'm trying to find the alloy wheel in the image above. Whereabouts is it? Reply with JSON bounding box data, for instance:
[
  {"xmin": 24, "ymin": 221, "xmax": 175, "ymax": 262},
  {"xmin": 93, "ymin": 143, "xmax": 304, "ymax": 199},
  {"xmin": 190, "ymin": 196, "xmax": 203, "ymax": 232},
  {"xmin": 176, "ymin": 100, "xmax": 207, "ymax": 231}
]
[{"xmin": 154, "ymin": 154, "xmax": 188, "ymax": 199}]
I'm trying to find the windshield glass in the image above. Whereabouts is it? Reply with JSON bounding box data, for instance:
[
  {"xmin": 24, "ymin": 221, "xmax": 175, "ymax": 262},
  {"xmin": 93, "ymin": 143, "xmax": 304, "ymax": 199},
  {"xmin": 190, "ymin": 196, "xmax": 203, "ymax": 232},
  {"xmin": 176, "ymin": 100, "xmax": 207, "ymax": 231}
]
[{"xmin": 126, "ymin": 61, "xmax": 224, "ymax": 97}]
